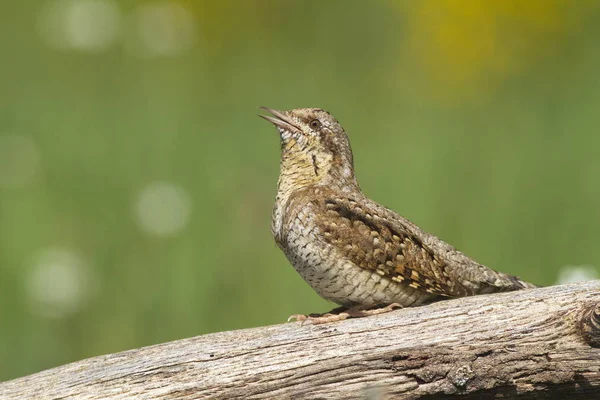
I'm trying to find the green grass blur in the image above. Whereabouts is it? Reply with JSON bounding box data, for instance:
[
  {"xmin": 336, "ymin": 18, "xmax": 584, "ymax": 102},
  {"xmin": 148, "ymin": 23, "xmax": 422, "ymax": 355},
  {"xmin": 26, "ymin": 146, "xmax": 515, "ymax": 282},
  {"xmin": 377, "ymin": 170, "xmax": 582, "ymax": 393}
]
[{"xmin": 1, "ymin": 0, "xmax": 600, "ymax": 381}]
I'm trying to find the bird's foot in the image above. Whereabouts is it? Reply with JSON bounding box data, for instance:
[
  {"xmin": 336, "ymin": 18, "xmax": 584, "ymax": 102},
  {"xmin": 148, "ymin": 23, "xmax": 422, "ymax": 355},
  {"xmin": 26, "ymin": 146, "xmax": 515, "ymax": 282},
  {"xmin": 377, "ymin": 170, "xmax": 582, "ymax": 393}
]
[{"xmin": 288, "ymin": 303, "xmax": 401, "ymax": 325}]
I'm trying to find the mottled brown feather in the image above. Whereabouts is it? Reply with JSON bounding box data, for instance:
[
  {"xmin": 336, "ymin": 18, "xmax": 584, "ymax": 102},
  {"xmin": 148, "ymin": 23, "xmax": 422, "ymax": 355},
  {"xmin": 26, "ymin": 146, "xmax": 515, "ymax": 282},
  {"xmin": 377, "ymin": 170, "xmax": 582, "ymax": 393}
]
[
  {"xmin": 263, "ymin": 107, "xmax": 535, "ymax": 311},
  {"xmin": 282, "ymin": 185, "xmax": 533, "ymax": 299},
  {"xmin": 311, "ymin": 191, "xmax": 468, "ymax": 296}
]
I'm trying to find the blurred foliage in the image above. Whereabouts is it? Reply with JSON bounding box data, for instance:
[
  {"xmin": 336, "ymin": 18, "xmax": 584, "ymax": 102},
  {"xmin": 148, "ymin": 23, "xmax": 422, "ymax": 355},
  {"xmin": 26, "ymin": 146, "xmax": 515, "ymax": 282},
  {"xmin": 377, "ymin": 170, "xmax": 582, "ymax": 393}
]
[
  {"xmin": 1, "ymin": 0, "xmax": 600, "ymax": 381},
  {"xmin": 399, "ymin": 0, "xmax": 599, "ymax": 96}
]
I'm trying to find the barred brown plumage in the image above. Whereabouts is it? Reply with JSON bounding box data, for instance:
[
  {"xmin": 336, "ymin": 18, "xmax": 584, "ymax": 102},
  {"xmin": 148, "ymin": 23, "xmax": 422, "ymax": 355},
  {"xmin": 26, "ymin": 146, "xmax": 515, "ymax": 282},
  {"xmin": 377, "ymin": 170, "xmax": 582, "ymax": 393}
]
[{"xmin": 260, "ymin": 107, "xmax": 535, "ymax": 324}]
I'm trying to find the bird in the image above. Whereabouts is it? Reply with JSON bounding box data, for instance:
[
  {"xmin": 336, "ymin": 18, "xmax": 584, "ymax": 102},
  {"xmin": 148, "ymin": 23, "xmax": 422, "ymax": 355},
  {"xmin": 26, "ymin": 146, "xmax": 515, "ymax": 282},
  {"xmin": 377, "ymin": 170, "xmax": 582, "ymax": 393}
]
[{"xmin": 259, "ymin": 107, "xmax": 535, "ymax": 323}]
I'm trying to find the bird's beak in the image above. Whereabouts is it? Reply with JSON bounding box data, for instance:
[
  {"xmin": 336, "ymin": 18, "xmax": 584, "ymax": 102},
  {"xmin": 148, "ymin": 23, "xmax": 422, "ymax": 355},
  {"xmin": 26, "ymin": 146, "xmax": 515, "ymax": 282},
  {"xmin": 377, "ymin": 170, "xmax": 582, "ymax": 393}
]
[{"xmin": 258, "ymin": 107, "xmax": 300, "ymax": 132}]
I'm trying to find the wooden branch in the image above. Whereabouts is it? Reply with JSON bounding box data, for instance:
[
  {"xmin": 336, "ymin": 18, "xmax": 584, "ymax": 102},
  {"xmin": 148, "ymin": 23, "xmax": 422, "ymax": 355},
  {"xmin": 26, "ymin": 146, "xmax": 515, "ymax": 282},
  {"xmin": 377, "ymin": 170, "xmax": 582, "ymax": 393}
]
[{"xmin": 2, "ymin": 281, "xmax": 600, "ymax": 399}]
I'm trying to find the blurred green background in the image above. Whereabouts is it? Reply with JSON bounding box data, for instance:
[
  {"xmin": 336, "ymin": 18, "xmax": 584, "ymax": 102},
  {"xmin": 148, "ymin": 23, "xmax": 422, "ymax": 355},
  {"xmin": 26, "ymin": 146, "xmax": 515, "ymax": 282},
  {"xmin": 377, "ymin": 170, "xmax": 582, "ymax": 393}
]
[{"xmin": 2, "ymin": 0, "xmax": 600, "ymax": 381}]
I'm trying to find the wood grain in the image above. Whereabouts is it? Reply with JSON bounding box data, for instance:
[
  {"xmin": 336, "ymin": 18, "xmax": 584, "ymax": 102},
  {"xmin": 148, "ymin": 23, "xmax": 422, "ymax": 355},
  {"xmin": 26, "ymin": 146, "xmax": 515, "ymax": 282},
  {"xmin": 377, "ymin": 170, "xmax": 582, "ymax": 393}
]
[{"xmin": 2, "ymin": 280, "xmax": 600, "ymax": 399}]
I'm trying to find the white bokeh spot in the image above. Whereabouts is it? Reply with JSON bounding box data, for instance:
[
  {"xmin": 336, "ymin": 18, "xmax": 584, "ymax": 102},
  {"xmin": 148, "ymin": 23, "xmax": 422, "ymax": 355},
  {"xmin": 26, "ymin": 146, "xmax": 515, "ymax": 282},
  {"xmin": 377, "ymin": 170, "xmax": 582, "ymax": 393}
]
[
  {"xmin": 134, "ymin": 181, "xmax": 192, "ymax": 236},
  {"xmin": 0, "ymin": 134, "xmax": 40, "ymax": 189},
  {"xmin": 27, "ymin": 248, "xmax": 95, "ymax": 318},
  {"xmin": 126, "ymin": 1, "xmax": 197, "ymax": 58},
  {"xmin": 38, "ymin": 0, "xmax": 121, "ymax": 52},
  {"xmin": 556, "ymin": 264, "xmax": 598, "ymax": 285}
]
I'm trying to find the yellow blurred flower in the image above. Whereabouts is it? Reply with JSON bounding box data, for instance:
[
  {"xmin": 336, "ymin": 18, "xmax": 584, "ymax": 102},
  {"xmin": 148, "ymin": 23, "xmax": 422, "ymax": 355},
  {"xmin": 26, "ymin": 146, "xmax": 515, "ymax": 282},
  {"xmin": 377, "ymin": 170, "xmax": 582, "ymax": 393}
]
[{"xmin": 396, "ymin": 0, "xmax": 599, "ymax": 100}]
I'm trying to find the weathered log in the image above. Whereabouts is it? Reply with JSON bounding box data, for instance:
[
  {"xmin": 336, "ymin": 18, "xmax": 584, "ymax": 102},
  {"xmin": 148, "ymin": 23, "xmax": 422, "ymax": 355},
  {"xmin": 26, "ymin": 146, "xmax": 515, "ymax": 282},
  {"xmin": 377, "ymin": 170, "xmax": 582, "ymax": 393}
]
[{"xmin": 2, "ymin": 280, "xmax": 600, "ymax": 399}]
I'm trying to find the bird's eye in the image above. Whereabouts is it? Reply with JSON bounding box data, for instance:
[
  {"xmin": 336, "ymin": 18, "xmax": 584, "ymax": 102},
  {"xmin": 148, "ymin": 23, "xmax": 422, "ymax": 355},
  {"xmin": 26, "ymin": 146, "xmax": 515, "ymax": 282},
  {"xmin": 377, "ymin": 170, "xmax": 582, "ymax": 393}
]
[{"xmin": 309, "ymin": 119, "xmax": 322, "ymax": 130}]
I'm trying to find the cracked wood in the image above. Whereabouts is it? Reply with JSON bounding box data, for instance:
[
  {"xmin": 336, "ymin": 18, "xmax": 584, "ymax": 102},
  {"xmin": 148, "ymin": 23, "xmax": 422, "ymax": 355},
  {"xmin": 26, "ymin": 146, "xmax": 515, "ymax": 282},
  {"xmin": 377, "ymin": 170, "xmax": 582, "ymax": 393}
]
[{"xmin": 1, "ymin": 280, "xmax": 600, "ymax": 399}]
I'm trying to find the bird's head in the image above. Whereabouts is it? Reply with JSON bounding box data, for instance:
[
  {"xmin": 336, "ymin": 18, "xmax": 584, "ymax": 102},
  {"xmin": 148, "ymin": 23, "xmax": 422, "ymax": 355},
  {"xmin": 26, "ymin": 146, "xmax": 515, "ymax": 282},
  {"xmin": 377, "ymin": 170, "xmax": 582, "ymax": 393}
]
[{"xmin": 259, "ymin": 107, "xmax": 357, "ymax": 191}]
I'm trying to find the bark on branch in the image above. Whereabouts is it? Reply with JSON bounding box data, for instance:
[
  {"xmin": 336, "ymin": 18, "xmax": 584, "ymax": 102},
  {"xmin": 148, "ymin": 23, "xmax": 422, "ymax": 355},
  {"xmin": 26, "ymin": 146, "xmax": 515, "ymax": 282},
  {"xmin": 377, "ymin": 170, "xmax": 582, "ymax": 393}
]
[{"xmin": 2, "ymin": 280, "xmax": 600, "ymax": 399}]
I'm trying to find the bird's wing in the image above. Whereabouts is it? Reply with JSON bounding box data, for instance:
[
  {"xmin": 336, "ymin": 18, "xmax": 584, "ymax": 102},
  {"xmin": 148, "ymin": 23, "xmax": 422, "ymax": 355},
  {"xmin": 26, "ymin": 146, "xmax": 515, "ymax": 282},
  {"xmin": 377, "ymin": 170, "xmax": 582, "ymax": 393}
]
[
  {"xmin": 283, "ymin": 186, "xmax": 532, "ymax": 297},
  {"xmin": 308, "ymin": 192, "xmax": 469, "ymax": 297},
  {"xmin": 300, "ymin": 188, "xmax": 502, "ymax": 297}
]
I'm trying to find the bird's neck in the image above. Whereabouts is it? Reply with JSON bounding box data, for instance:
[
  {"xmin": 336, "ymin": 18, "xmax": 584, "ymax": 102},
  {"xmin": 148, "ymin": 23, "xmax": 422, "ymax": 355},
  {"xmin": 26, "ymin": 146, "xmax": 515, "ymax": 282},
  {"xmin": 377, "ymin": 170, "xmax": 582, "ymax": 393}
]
[{"xmin": 271, "ymin": 142, "xmax": 359, "ymax": 241}]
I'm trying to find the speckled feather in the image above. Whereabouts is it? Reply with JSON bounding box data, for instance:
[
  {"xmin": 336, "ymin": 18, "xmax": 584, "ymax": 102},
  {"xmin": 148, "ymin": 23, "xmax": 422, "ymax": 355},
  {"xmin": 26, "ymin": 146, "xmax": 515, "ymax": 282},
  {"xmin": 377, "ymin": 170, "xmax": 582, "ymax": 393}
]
[
  {"xmin": 284, "ymin": 186, "xmax": 533, "ymax": 302},
  {"xmin": 261, "ymin": 107, "xmax": 535, "ymax": 309}
]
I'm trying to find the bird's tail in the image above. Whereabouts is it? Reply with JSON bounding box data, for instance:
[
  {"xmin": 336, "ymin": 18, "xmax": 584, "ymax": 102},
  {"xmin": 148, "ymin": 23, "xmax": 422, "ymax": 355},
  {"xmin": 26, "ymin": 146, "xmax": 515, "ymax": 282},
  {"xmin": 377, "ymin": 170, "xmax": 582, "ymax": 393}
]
[
  {"xmin": 503, "ymin": 273, "xmax": 537, "ymax": 290},
  {"xmin": 475, "ymin": 269, "xmax": 537, "ymax": 294}
]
